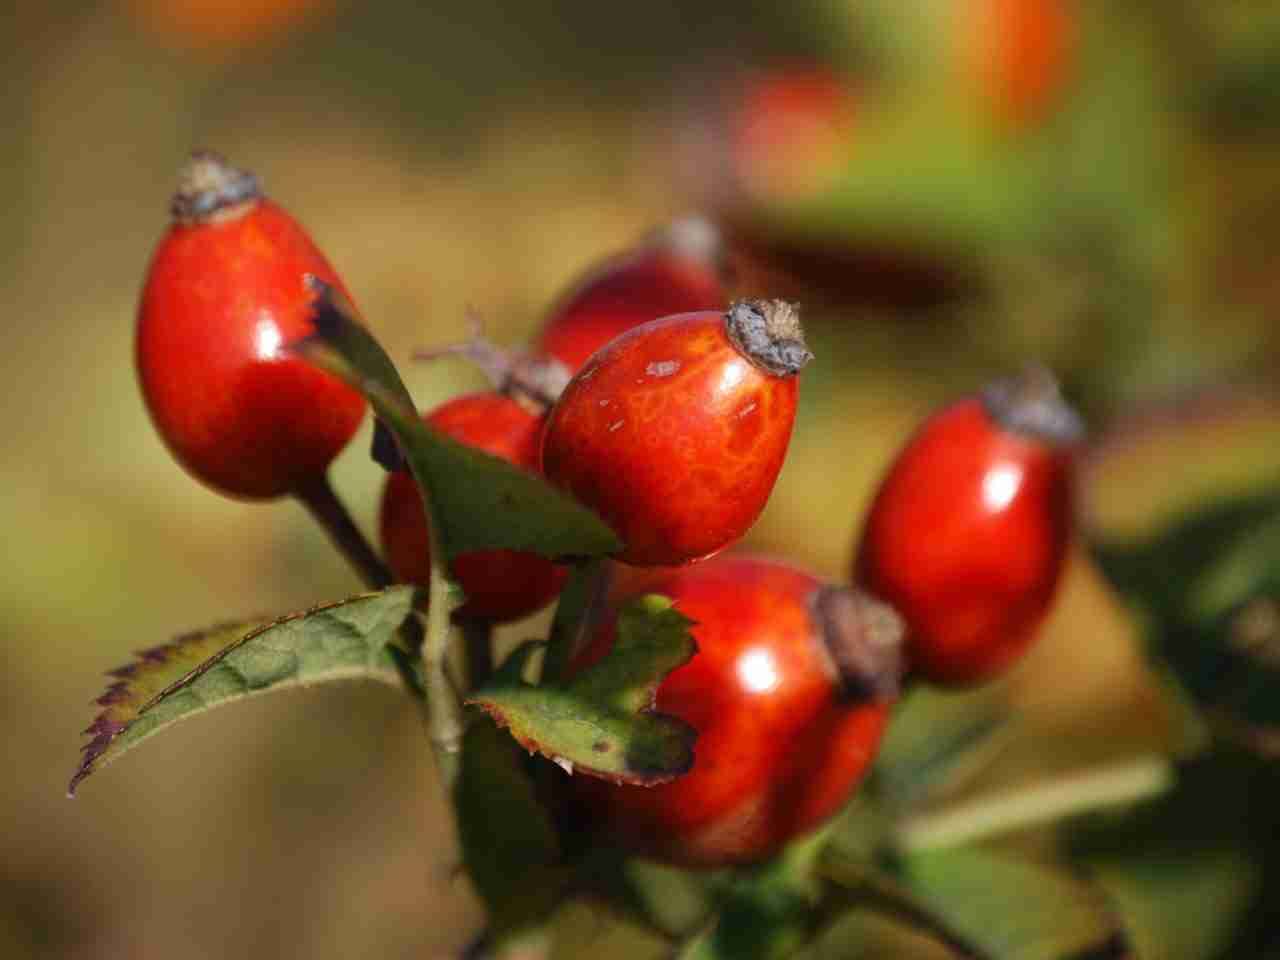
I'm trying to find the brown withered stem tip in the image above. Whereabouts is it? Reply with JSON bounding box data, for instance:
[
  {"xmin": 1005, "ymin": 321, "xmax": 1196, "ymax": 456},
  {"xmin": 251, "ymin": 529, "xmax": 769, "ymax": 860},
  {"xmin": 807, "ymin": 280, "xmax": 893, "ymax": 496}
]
[
  {"xmin": 411, "ymin": 309, "xmax": 572, "ymax": 414},
  {"xmin": 170, "ymin": 150, "xmax": 262, "ymax": 225},
  {"xmin": 981, "ymin": 364, "xmax": 1085, "ymax": 446},
  {"xmin": 811, "ymin": 585, "xmax": 905, "ymax": 702},
  {"xmin": 724, "ymin": 299, "xmax": 812, "ymax": 376}
]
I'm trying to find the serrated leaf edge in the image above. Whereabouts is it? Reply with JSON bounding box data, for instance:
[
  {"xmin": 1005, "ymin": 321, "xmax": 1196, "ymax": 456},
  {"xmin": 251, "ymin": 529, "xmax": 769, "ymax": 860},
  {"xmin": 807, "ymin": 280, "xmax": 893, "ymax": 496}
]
[{"xmin": 70, "ymin": 590, "xmax": 412, "ymax": 797}]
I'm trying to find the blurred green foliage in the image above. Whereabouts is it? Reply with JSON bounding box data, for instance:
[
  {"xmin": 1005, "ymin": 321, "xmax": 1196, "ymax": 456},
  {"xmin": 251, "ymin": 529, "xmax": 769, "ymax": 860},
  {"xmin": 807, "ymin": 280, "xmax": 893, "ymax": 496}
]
[{"xmin": 6, "ymin": 0, "xmax": 1280, "ymax": 957}]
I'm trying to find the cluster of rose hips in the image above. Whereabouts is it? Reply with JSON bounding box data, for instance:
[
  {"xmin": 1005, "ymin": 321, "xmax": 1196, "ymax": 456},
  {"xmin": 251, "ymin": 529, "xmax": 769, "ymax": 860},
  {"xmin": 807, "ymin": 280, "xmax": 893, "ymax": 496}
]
[
  {"xmin": 715, "ymin": 0, "xmax": 1076, "ymax": 209},
  {"xmin": 136, "ymin": 152, "xmax": 1082, "ymax": 869}
]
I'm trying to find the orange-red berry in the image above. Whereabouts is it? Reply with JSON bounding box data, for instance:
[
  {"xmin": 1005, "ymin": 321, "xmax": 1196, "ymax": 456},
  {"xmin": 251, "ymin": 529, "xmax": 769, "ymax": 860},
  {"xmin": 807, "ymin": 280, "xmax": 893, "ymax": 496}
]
[
  {"xmin": 136, "ymin": 151, "xmax": 366, "ymax": 499},
  {"xmin": 855, "ymin": 367, "xmax": 1082, "ymax": 686},
  {"xmin": 535, "ymin": 218, "xmax": 727, "ymax": 376},
  {"xmin": 571, "ymin": 555, "xmax": 902, "ymax": 867},
  {"xmin": 541, "ymin": 300, "xmax": 809, "ymax": 567}
]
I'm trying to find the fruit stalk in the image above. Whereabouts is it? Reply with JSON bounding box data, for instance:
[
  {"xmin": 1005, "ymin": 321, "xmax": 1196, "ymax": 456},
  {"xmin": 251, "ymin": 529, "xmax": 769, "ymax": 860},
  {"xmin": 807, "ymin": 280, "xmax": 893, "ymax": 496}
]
[
  {"xmin": 541, "ymin": 556, "xmax": 611, "ymax": 685},
  {"xmin": 294, "ymin": 472, "xmax": 392, "ymax": 589},
  {"xmin": 462, "ymin": 618, "xmax": 494, "ymax": 689}
]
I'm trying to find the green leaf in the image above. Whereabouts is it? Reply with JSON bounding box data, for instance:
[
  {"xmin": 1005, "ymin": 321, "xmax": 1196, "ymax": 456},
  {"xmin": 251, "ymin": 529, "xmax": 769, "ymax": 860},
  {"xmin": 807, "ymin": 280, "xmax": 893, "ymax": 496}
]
[
  {"xmin": 617, "ymin": 857, "xmax": 721, "ymax": 938},
  {"xmin": 799, "ymin": 907, "xmax": 958, "ymax": 960},
  {"xmin": 1087, "ymin": 490, "xmax": 1280, "ymax": 625},
  {"xmin": 1168, "ymin": 589, "xmax": 1280, "ymax": 759},
  {"xmin": 468, "ymin": 595, "xmax": 697, "ymax": 785},
  {"xmin": 292, "ymin": 285, "xmax": 621, "ymax": 562},
  {"xmin": 69, "ymin": 587, "xmax": 416, "ymax": 796},
  {"xmin": 815, "ymin": 856, "xmax": 980, "ymax": 959},
  {"xmin": 1081, "ymin": 385, "xmax": 1280, "ymax": 619},
  {"xmin": 890, "ymin": 699, "xmax": 1178, "ymax": 853},
  {"xmin": 1091, "ymin": 854, "xmax": 1258, "ymax": 960},
  {"xmin": 871, "ymin": 686, "xmax": 1011, "ymax": 814},
  {"xmin": 898, "ymin": 847, "xmax": 1130, "ymax": 960},
  {"xmin": 1088, "ymin": 483, "xmax": 1280, "ymax": 759},
  {"xmin": 674, "ymin": 837, "xmax": 825, "ymax": 960},
  {"xmin": 455, "ymin": 719, "xmax": 570, "ymax": 942},
  {"xmin": 548, "ymin": 897, "xmax": 673, "ymax": 960},
  {"xmin": 1066, "ymin": 751, "xmax": 1269, "ymax": 956}
]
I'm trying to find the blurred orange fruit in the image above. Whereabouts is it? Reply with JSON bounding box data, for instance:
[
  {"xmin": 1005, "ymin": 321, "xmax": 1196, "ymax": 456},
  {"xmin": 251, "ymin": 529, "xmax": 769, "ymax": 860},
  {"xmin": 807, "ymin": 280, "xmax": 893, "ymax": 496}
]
[
  {"xmin": 731, "ymin": 64, "xmax": 857, "ymax": 202},
  {"xmin": 125, "ymin": 0, "xmax": 336, "ymax": 52},
  {"xmin": 962, "ymin": 0, "xmax": 1077, "ymax": 130}
]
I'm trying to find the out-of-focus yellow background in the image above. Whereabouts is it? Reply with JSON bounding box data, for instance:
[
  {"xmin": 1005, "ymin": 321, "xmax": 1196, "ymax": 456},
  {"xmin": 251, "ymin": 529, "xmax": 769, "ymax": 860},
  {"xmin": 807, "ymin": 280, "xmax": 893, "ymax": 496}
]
[{"xmin": 4, "ymin": 1, "xmax": 1279, "ymax": 957}]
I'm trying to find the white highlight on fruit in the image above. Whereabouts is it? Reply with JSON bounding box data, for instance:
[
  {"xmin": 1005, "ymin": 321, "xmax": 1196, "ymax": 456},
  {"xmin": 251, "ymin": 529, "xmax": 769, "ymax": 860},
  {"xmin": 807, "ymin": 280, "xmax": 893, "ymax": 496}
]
[
  {"xmin": 717, "ymin": 359, "xmax": 747, "ymax": 394},
  {"xmin": 737, "ymin": 647, "xmax": 780, "ymax": 694},
  {"xmin": 253, "ymin": 316, "xmax": 282, "ymax": 359},
  {"xmin": 981, "ymin": 463, "xmax": 1022, "ymax": 512}
]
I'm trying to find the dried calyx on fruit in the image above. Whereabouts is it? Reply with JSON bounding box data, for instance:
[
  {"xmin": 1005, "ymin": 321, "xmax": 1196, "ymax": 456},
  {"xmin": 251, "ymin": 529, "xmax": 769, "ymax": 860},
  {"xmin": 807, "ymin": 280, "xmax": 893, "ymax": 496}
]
[
  {"xmin": 410, "ymin": 312, "xmax": 573, "ymax": 417},
  {"xmin": 409, "ymin": 216, "xmax": 729, "ymax": 413},
  {"xmin": 541, "ymin": 299, "xmax": 810, "ymax": 566}
]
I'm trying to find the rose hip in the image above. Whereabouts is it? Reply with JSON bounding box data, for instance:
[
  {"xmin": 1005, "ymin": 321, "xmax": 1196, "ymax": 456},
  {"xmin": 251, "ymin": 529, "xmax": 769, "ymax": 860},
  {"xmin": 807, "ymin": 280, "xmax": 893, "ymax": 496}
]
[
  {"xmin": 136, "ymin": 151, "xmax": 366, "ymax": 500},
  {"xmin": 541, "ymin": 300, "xmax": 810, "ymax": 567},
  {"xmin": 570, "ymin": 554, "xmax": 903, "ymax": 867},
  {"xmin": 855, "ymin": 367, "xmax": 1082, "ymax": 686}
]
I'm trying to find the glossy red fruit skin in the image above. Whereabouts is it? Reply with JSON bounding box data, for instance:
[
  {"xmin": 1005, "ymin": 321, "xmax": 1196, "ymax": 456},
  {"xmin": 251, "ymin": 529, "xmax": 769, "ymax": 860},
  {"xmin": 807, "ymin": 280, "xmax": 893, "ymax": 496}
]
[
  {"xmin": 571, "ymin": 555, "xmax": 891, "ymax": 867},
  {"xmin": 379, "ymin": 392, "xmax": 568, "ymax": 622},
  {"xmin": 535, "ymin": 239, "xmax": 726, "ymax": 375},
  {"xmin": 137, "ymin": 196, "xmax": 366, "ymax": 499},
  {"xmin": 855, "ymin": 393, "xmax": 1077, "ymax": 687},
  {"xmin": 541, "ymin": 304, "xmax": 804, "ymax": 567}
]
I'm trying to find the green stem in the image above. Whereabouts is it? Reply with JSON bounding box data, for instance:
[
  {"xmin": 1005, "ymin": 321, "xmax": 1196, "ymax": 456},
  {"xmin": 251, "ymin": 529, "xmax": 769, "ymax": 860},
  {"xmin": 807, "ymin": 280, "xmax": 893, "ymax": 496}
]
[
  {"xmin": 541, "ymin": 556, "xmax": 610, "ymax": 685},
  {"xmin": 423, "ymin": 559, "xmax": 466, "ymax": 788},
  {"xmin": 294, "ymin": 472, "xmax": 392, "ymax": 590}
]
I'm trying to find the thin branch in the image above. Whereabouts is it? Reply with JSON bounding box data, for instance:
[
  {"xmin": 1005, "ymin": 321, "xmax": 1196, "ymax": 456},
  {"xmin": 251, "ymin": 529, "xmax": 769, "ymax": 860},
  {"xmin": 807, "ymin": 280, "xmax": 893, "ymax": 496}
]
[
  {"xmin": 294, "ymin": 472, "xmax": 392, "ymax": 589},
  {"xmin": 462, "ymin": 618, "xmax": 495, "ymax": 690},
  {"xmin": 541, "ymin": 557, "xmax": 610, "ymax": 685},
  {"xmin": 424, "ymin": 560, "xmax": 466, "ymax": 788}
]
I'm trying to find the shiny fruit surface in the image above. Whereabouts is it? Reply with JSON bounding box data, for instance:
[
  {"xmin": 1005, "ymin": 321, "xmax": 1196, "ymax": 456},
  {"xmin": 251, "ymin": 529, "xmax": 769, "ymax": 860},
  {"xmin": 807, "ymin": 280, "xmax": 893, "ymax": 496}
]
[
  {"xmin": 571, "ymin": 555, "xmax": 897, "ymax": 867},
  {"xmin": 379, "ymin": 392, "xmax": 567, "ymax": 622},
  {"xmin": 536, "ymin": 221, "xmax": 726, "ymax": 375},
  {"xmin": 541, "ymin": 301, "xmax": 809, "ymax": 567},
  {"xmin": 136, "ymin": 153, "xmax": 365, "ymax": 499},
  {"xmin": 855, "ymin": 370, "xmax": 1081, "ymax": 686}
]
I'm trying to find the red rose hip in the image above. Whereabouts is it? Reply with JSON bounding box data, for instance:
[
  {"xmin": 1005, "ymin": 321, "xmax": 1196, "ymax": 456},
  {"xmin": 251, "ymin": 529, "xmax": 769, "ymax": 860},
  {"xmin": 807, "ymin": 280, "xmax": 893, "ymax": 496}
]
[
  {"xmin": 380, "ymin": 392, "xmax": 567, "ymax": 622},
  {"xmin": 541, "ymin": 299, "xmax": 810, "ymax": 567},
  {"xmin": 571, "ymin": 555, "xmax": 903, "ymax": 867},
  {"xmin": 534, "ymin": 217, "xmax": 727, "ymax": 375},
  {"xmin": 854, "ymin": 367, "xmax": 1082, "ymax": 687},
  {"xmin": 136, "ymin": 151, "xmax": 366, "ymax": 499}
]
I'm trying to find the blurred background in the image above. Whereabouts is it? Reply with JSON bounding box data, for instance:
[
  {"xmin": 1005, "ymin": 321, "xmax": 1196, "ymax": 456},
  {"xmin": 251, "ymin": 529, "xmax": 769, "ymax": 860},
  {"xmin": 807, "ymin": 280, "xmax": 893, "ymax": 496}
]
[{"xmin": 4, "ymin": 1, "xmax": 1280, "ymax": 957}]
